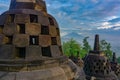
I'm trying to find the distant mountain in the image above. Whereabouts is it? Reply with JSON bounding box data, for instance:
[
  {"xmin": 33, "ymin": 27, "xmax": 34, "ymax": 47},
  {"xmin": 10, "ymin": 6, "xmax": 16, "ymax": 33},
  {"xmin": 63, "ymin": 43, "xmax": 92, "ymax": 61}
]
[
  {"xmin": 62, "ymin": 32, "xmax": 84, "ymax": 39},
  {"xmin": 62, "ymin": 32, "xmax": 84, "ymax": 42}
]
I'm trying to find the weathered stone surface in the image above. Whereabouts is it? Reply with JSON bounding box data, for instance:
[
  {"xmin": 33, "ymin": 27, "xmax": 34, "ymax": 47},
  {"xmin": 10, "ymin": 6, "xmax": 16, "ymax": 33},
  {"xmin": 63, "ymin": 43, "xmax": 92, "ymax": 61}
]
[
  {"xmin": 15, "ymin": 2, "xmax": 35, "ymax": 10},
  {"xmin": 3, "ymin": 23, "xmax": 16, "ymax": 36},
  {"xmin": 15, "ymin": 14, "xmax": 30, "ymax": 23},
  {"xmin": 49, "ymin": 26, "xmax": 57, "ymax": 36},
  {"xmin": 39, "ymin": 35, "xmax": 51, "ymax": 47},
  {"xmin": 115, "ymin": 64, "xmax": 120, "ymax": 79},
  {"xmin": 0, "ymin": 14, "xmax": 7, "ymax": 25},
  {"xmin": 66, "ymin": 59, "xmax": 86, "ymax": 80},
  {"xmin": 5, "ymin": 14, "xmax": 14, "ymax": 23},
  {"xmin": 26, "ymin": 23, "xmax": 41, "ymax": 35},
  {"xmin": 0, "ymin": 45, "xmax": 14, "ymax": 59},
  {"xmin": 0, "ymin": 67, "xmax": 68, "ymax": 80},
  {"xmin": 56, "ymin": 28, "xmax": 60, "ymax": 36},
  {"xmin": 16, "ymin": 0, "xmax": 35, "ymax": 2},
  {"xmin": 48, "ymin": 15, "xmax": 59, "ymax": 27},
  {"xmin": 50, "ymin": 45, "xmax": 61, "ymax": 57},
  {"xmin": 0, "ymin": 34, "xmax": 4, "ymax": 45},
  {"xmin": 57, "ymin": 36, "xmax": 61, "ymax": 46},
  {"xmin": 38, "ymin": 15, "xmax": 49, "ymax": 25},
  {"xmin": 26, "ymin": 46, "xmax": 42, "ymax": 59},
  {"xmin": 13, "ymin": 34, "xmax": 29, "ymax": 47},
  {"xmin": 0, "ymin": 59, "xmax": 85, "ymax": 80},
  {"xmin": 0, "ymin": 34, "xmax": 11, "ymax": 45},
  {"xmin": 0, "ymin": 28, "xmax": 2, "ymax": 34}
]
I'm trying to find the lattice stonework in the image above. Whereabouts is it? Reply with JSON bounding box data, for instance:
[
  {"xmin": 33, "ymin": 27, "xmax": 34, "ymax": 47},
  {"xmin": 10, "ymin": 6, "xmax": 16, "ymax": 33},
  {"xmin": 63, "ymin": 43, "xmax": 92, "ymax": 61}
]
[{"xmin": 0, "ymin": 2, "xmax": 62, "ymax": 59}]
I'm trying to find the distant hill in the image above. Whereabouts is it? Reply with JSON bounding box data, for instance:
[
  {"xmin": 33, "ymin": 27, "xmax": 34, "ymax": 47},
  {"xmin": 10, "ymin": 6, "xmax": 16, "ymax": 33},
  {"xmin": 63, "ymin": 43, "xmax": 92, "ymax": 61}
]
[{"xmin": 61, "ymin": 32, "xmax": 84, "ymax": 43}]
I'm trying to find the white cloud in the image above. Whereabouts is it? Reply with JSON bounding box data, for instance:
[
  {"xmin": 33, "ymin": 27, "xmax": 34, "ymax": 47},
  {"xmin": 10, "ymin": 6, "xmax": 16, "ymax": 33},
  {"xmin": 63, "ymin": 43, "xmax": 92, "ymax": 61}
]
[
  {"xmin": 114, "ymin": 27, "xmax": 120, "ymax": 30},
  {"xmin": 97, "ymin": 21, "xmax": 120, "ymax": 30},
  {"xmin": 60, "ymin": 32, "xmax": 68, "ymax": 37},
  {"xmin": 78, "ymin": 33, "xmax": 83, "ymax": 35},
  {"xmin": 97, "ymin": 22, "xmax": 112, "ymax": 29},
  {"xmin": 60, "ymin": 27, "xmax": 79, "ymax": 31},
  {"xmin": 114, "ymin": 22, "xmax": 120, "ymax": 26},
  {"xmin": 105, "ymin": 16, "xmax": 119, "ymax": 21},
  {"xmin": 102, "ymin": 22, "xmax": 110, "ymax": 25}
]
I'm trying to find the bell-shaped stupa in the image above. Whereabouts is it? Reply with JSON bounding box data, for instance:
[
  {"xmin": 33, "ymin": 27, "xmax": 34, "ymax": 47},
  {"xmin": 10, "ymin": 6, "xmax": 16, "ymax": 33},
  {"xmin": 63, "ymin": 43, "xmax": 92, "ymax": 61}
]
[
  {"xmin": 83, "ymin": 34, "xmax": 118, "ymax": 80},
  {"xmin": 0, "ymin": 0, "xmax": 84, "ymax": 80},
  {"xmin": 111, "ymin": 52, "xmax": 120, "ymax": 79}
]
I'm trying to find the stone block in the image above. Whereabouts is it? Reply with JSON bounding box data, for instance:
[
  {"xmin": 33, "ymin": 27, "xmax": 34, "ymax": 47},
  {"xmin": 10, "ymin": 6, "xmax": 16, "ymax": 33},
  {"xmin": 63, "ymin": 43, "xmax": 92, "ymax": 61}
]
[
  {"xmin": 0, "ymin": 27, "xmax": 2, "ymax": 34},
  {"xmin": 48, "ymin": 15, "xmax": 59, "ymax": 27},
  {"xmin": 0, "ymin": 34, "xmax": 10, "ymax": 45},
  {"xmin": 0, "ymin": 25, "xmax": 3, "ymax": 34},
  {"xmin": 3, "ymin": 23, "xmax": 16, "ymax": 36},
  {"xmin": 59, "ymin": 46, "xmax": 63, "ymax": 54},
  {"xmin": 0, "ymin": 34, "xmax": 4, "ymax": 45},
  {"xmin": 38, "ymin": 15, "xmax": 49, "ymax": 25},
  {"xmin": 56, "ymin": 28, "xmax": 60, "ymax": 36},
  {"xmin": 26, "ymin": 46, "xmax": 42, "ymax": 59},
  {"xmin": 6, "ymin": 14, "xmax": 15, "ymax": 23},
  {"xmin": 15, "ymin": 14, "xmax": 30, "ymax": 23},
  {"xmin": 39, "ymin": 35, "xmax": 51, "ymax": 47},
  {"xmin": 13, "ymin": 34, "xmax": 29, "ymax": 47},
  {"xmin": 49, "ymin": 26, "xmax": 57, "ymax": 36},
  {"xmin": 0, "ymin": 72, "xmax": 15, "ymax": 80},
  {"xmin": 16, "ymin": 0, "xmax": 35, "ymax": 2},
  {"xmin": 50, "ymin": 45, "xmax": 61, "ymax": 57},
  {"xmin": 57, "ymin": 36, "xmax": 61, "ymax": 46},
  {"xmin": 26, "ymin": 23, "xmax": 40, "ymax": 35},
  {"xmin": 16, "ymin": 67, "xmax": 67, "ymax": 80},
  {"xmin": 15, "ymin": 2, "xmax": 34, "ymax": 9},
  {"xmin": 0, "ymin": 14, "xmax": 7, "ymax": 25},
  {"xmin": 35, "ymin": 0, "xmax": 46, "ymax": 12},
  {"xmin": 0, "ymin": 45, "xmax": 14, "ymax": 59},
  {"xmin": 35, "ymin": 4, "xmax": 46, "ymax": 12}
]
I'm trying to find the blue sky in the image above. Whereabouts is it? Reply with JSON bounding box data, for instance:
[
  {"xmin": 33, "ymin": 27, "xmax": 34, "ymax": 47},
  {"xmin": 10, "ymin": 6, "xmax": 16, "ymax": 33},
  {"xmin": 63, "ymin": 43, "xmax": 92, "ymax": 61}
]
[
  {"xmin": 45, "ymin": 0, "xmax": 120, "ymax": 56},
  {"xmin": 0, "ymin": 0, "xmax": 120, "ymax": 56},
  {"xmin": 45, "ymin": 0, "xmax": 120, "ymax": 35}
]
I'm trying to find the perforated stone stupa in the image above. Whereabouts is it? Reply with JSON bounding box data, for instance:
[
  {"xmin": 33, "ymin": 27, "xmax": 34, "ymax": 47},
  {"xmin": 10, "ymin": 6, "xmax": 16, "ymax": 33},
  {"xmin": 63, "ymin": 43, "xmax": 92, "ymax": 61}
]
[
  {"xmin": 83, "ymin": 34, "xmax": 118, "ymax": 80},
  {"xmin": 111, "ymin": 52, "xmax": 120, "ymax": 79},
  {"xmin": 0, "ymin": 0, "xmax": 85, "ymax": 80}
]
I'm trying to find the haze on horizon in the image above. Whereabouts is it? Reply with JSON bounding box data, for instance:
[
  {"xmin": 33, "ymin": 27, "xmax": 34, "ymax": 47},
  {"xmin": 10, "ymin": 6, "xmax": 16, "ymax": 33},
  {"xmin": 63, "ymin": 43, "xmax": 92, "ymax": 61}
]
[{"xmin": 0, "ymin": 0, "xmax": 120, "ymax": 56}]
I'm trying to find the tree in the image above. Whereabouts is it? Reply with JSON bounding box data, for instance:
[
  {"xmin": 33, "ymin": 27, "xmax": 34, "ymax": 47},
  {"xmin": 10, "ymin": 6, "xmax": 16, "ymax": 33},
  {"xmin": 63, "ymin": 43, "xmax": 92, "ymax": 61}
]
[
  {"xmin": 62, "ymin": 38, "xmax": 81, "ymax": 57},
  {"xmin": 117, "ymin": 57, "xmax": 120, "ymax": 63},
  {"xmin": 81, "ymin": 37, "xmax": 91, "ymax": 58},
  {"xmin": 82, "ymin": 37, "xmax": 91, "ymax": 52},
  {"xmin": 100, "ymin": 40, "xmax": 113, "ymax": 59}
]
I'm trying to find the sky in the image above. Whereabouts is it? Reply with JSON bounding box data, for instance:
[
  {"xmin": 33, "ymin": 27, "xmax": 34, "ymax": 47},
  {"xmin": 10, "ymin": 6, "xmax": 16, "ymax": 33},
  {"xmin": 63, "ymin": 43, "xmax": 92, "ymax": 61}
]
[{"xmin": 0, "ymin": 0, "xmax": 120, "ymax": 56}]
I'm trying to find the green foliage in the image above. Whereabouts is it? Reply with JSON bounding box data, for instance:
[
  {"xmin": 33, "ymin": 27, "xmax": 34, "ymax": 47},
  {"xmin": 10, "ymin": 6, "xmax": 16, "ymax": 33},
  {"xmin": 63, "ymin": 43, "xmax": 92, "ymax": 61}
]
[
  {"xmin": 117, "ymin": 57, "xmax": 120, "ymax": 63},
  {"xmin": 62, "ymin": 37, "xmax": 91, "ymax": 58},
  {"xmin": 62, "ymin": 37, "xmax": 114, "ymax": 59},
  {"xmin": 80, "ymin": 37, "xmax": 91, "ymax": 58},
  {"xmin": 62, "ymin": 38, "xmax": 81, "ymax": 57},
  {"xmin": 80, "ymin": 49, "xmax": 88, "ymax": 58},
  {"xmin": 82, "ymin": 37, "xmax": 91, "ymax": 53},
  {"xmin": 100, "ymin": 40, "xmax": 113, "ymax": 59}
]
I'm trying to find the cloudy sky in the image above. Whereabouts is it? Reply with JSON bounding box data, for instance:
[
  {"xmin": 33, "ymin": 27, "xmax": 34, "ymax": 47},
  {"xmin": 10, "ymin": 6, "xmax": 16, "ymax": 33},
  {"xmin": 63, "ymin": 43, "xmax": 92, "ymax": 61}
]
[{"xmin": 0, "ymin": 0, "xmax": 120, "ymax": 56}]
